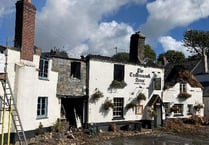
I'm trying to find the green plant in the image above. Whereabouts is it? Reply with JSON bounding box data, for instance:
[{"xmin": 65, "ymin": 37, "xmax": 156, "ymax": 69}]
[
  {"xmin": 91, "ymin": 89, "xmax": 104, "ymax": 100},
  {"xmin": 110, "ymin": 123, "xmax": 117, "ymax": 132},
  {"xmin": 103, "ymin": 100, "xmax": 114, "ymax": 110},
  {"xmin": 137, "ymin": 93, "xmax": 146, "ymax": 101},
  {"xmin": 35, "ymin": 122, "xmax": 44, "ymax": 135},
  {"xmin": 125, "ymin": 102, "xmax": 136, "ymax": 110},
  {"xmin": 194, "ymin": 104, "xmax": 204, "ymax": 111},
  {"xmin": 109, "ymin": 80, "xmax": 127, "ymax": 89},
  {"xmin": 178, "ymin": 92, "xmax": 191, "ymax": 99},
  {"xmin": 149, "ymin": 110, "xmax": 157, "ymax": 117},
  {"xmin": 51, "ymin": 120, "xmax": 66, "ymax": 133}
]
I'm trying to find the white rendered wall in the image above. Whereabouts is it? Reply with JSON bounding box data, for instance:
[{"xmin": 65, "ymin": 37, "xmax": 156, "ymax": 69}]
[
  {"xmin": 0, "ymin": 49, "xmax": 60, "ymax": 133},
  {"xmin": 88, "ymin": 59, "xmax": 164, "ymax": 124},
  {"xmin": 163, "ymin": 83, "xmax": 203, "ymax": 118}
]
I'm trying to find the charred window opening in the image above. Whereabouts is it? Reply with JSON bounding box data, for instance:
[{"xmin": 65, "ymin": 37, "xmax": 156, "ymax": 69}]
[
  {"xmin": 71, "ymin": 62, "xmax": 81, "ymax": 79},
  {"xmin": 114, "ymin": 64, "xmax": 124, "ymax": 81}
]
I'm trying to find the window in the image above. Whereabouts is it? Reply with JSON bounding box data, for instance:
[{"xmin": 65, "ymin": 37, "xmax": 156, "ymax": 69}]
[
  {"xmin": 164, "ymin": 102, "xmax": 170, "ymax": 116},
  {"xmin": 187, "ymin": 104, "xmax": 193, "ymax": 115},
  {"xmin": 114, "ymin": 64, "xmax": 124, "ymax": 81},
  {"xmin": 39, "ymin": 58, "xmax": 49, "ymax": 79},
  {"xmin": 37, "ymin": 97, "xmax": 48, "ymax": 118},
  {"xmin": 71, "ymin": 62, "xmax": 81, "ymax": 79},
  {"xmin": 180, "ymin": 82, "xmax": 187, "ymax": 93},
  {"xmin": 113, "ymin": 98, "xmax": 124, "ymax": 119},
  {"xmin": 153, "ymin": 78, "xmax": 161, "ymax": 90},
  {"xmin": 172, "ymin": 104, "xmax": 183, "ymax": 116}
]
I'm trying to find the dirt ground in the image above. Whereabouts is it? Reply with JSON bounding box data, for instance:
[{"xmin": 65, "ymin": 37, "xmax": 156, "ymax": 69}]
[{"xmin": 26, "ymin": 118, "xmax": 209, "ymax": 145}]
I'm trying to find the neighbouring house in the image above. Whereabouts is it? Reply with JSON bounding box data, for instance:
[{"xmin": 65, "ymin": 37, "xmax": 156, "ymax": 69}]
[
  {"xmin": 188, "ymin": 55, "xmax": 209, "ymax": 118},
  {"xmin": 42, "ymin": 52, "xmax": 88, "ymax": 128},
  {"xmin": 163, "ymin": 64, "xmax": 204, "ymax": 119},
  {"xmin": 0, "ymin": 0, "xmax": 60, "ymax": 143}
]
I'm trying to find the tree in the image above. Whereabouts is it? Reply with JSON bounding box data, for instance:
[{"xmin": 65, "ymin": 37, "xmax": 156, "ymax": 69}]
[
  {"xmin": 183, "ymin": 30, "xmax": 209, "ymax": 56},
  {"xmin": 157, "ymin": 50, "xmax": 186, "ymax": 64},
  {"xmin": 112, "ymin": 45, "xmax": 156, "ymax": 64},
  {"xmin": 112, "ymin": 52, "xmax": 129, "ymax": 62},
  {"xmin": 144, "ymin": 45, "xmax": 156, "ymax": 64},
  {"xmin": 50, "ymin": 48, "xmax": 69, "ymax": 58}
]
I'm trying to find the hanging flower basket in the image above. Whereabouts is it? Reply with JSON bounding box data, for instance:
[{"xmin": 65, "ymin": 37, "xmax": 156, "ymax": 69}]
[
  {"xmin": 91, "ymin": 89, "xmax": 104, "ymax": 100},
  {"xmin": 148, "ymin": 106, "xmax": 157, "ymax": 117},
  {"xmin": 103, "ymin": 100, "xmax": 114, "ymax": 110},
  {"xmin": 178, "ymin": 92, "xmax": 191, "ymax": 99},
  {"xmin": 194, "ymin": 104, "xmax": 204, "ymax": 111},
  {"xmin": 109, "ymin": 80, "xmax": 127, "ymax": 89},
  {"xmin": 125, "ymin": 102, "xmax": 136, "ymax": 111},
  {"xmin": 137, "ymin": 93, "xmax": 146, "ymax": 101}
]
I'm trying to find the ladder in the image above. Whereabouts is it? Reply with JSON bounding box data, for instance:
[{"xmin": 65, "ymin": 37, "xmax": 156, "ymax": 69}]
[{"xmin": 0, "ymin": 75, "xmax": 28, "ymax": 145}]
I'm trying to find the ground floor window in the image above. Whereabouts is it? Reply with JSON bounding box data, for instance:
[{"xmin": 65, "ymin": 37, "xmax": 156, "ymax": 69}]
[
  {"xmin": 37, "ymin": 97, "xmax": 48, "ymax": 118},
  {"xmin": 187, "ymin": 104, "xmax": 193, "ymax": 115},
  {"xmin": 163, "ymin": 102, "xmax": 170, "ymax": 116},
  {"xmin": 113, "ymin": 98, "xmax": 124, "ymax": 119},
  {"xmin": 172, "ymin": 104, "xmax": 183, "ymax": 116}
]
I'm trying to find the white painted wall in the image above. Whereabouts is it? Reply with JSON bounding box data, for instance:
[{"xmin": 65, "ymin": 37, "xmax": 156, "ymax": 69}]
[
  {"xmin": 88, "ymin": 59, "xmax": 164, "ymax": 124},
  {"xmin": 0, "ymin": 48, "xmax": 60, "ymax": 133},
  {"xmin": 163, "ymin": 83, "xmax": 203, "ymax": 118}
]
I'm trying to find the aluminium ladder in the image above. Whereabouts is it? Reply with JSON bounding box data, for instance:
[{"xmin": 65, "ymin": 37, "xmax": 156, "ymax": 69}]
[{"xmin": 0, "ymin": 75, "xmax": 28, "ymax": 145}]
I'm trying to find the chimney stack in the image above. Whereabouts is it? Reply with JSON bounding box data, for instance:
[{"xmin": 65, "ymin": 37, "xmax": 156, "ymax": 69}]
[
  {"xmin": 129, "ymin": 31, "xmax": 145, "ymax": 64},
  {"xmin": 14, "ymin": 0, "xmax": 36, "ymax": 61}
]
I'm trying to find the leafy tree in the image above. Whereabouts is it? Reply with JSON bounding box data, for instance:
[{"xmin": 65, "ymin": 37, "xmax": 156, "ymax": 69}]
[
  {"xmin": 157, "ymin": 50, "xmax": 186, "ymax": 64},
  {"xmin": 144, "ymin": 44, "xmax": 156, "ymax": 64},
  {"xmin": 112, "ymin": 52, "xmax": 129, "ymax": 62},
  {"xmin": 183, "ymin": 30, "xmax": 209, "ymax": 56},
  {"xmin": 50, "ymin": 48, "xmax": 69, "ymax": 58}
]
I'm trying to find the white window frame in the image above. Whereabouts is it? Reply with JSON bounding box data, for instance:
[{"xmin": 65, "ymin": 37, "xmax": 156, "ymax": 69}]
[
  {"xmin": 37, "ymin": 97, "xmax": 48, "ymax": 119},
  {"xmin": 113, "ymin": 98, "xmax": 124, "ymax": 119}
]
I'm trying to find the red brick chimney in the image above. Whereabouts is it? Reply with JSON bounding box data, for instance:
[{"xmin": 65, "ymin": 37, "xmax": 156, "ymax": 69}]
[{"xmin": 14, "ymin": 0, "xmax": 36, "ymax": 61}]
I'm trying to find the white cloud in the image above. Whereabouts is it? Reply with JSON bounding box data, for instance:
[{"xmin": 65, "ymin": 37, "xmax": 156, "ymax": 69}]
[
  {"xmin": 35, "ymin": 0, "xmax": 146, "ymax": 57},
  {"xmin": 0, "ymin": 0, "xmax": 15, "ymax": 17},
  {"xmin": 141, "ymin": 0, "xmax": 209, "ymax": 43},
  {"xmin": 68, "ymin": 21, "xmax": 134, "ymax": 57},
  {"xmin": 159, "ymin": 36, "xmax": 191, "ymax": 57}
]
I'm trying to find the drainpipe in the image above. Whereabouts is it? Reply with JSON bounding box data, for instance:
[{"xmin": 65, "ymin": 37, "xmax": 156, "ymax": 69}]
[{"xmin": 203, "ymin": 48, "xmax": 208, "ymax": 73}]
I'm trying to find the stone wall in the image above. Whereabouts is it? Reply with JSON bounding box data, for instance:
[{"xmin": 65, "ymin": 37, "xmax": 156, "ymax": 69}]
[{"xmin": 51, "ymin": 57, "xmax": 87, "ymax": 97}]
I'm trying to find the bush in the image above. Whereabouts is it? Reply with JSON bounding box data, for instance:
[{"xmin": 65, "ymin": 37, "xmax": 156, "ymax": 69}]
[
  {"xmin": 109, "ymin": 80, "xmax": 127, "ymax": 89},
  {"xmin": 51, "ymin": 120, "xmax": 67, "ymax": 133},
  {"xmin": 35, "ymin": 122, "xmax": 44, "ymax": 135}
]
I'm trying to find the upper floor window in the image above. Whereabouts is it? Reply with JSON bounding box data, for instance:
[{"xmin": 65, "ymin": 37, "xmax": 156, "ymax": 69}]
[
  {"xmin": 39, "ymin": 58, "xmax": 49, "ymax": 79},
  {"xmin": 153, "ymin": 78, "xmax": 161, "ymax": 90},
  {"xmin": 180, "ymin": 82, "xmax": 187, "ymax": 93},
  {"xmin": 114, "ymin": 64, "xmax": 124, "ymax": 81},
  {"xmin": 37, "ymin": 97, "xmax": 48, "ymax": 119},
  {"xmin": 71, "ymin": 62, "xmax": 81, "ymax": 79}
]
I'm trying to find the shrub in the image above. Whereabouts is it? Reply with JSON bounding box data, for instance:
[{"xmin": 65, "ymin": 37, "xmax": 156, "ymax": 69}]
[
  {"xmin": 109, "ymin": 80, "xmax": 127, "ymax": 89},
  {"xmin": 178, "ymin": 92, "xmax": 191, "ymax": 99},
  {"xmin": 35, "ymin": 122, "xmax": 44, "ymax": 135},
  {"xmin": 51, "ymin": 120, "xmax": 67, "ymax": 133}
]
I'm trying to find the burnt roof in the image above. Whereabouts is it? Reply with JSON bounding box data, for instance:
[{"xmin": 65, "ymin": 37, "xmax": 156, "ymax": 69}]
[{"xmin": 164, "ymin": 64, "xmax": 203, "ymax": 89}]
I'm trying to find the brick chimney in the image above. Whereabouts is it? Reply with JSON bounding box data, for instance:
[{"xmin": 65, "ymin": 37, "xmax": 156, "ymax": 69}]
[
  {"xmin": 129, "ymin": 31, "xmax": 145, "ymax": 64},
  {"xmin": 14, "ymin": 0, "xmax": 36, "ymax": 61}
]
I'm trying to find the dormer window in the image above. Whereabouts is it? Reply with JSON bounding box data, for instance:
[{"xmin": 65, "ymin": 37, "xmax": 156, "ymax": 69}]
[{"xmin": 180, "ymin": 82, "xmax": 187, "ymax": 93}]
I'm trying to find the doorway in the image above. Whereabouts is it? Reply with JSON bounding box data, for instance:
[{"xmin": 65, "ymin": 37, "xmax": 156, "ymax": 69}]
[{"xmin": 61, "ymin": 97, "xmax": 87, "ymax": 128}]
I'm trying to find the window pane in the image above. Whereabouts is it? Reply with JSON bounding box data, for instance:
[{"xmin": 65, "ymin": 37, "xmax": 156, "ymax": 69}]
[
  {"xmin": 113, "ymin": 98, "xmax": 124, "ymax": 118},
  {"xmin": 114, "ymin": 64, "xmax": 124, "ymax": 81},
  {"xmin": 37, "ymin": 97, "xmax": 48, "ymax": 118}
]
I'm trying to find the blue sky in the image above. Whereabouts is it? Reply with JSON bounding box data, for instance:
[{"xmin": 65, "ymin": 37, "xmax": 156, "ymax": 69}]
[{"xmin": 0, "ymin": 0, "xmax": 209, "ymax": 58}]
